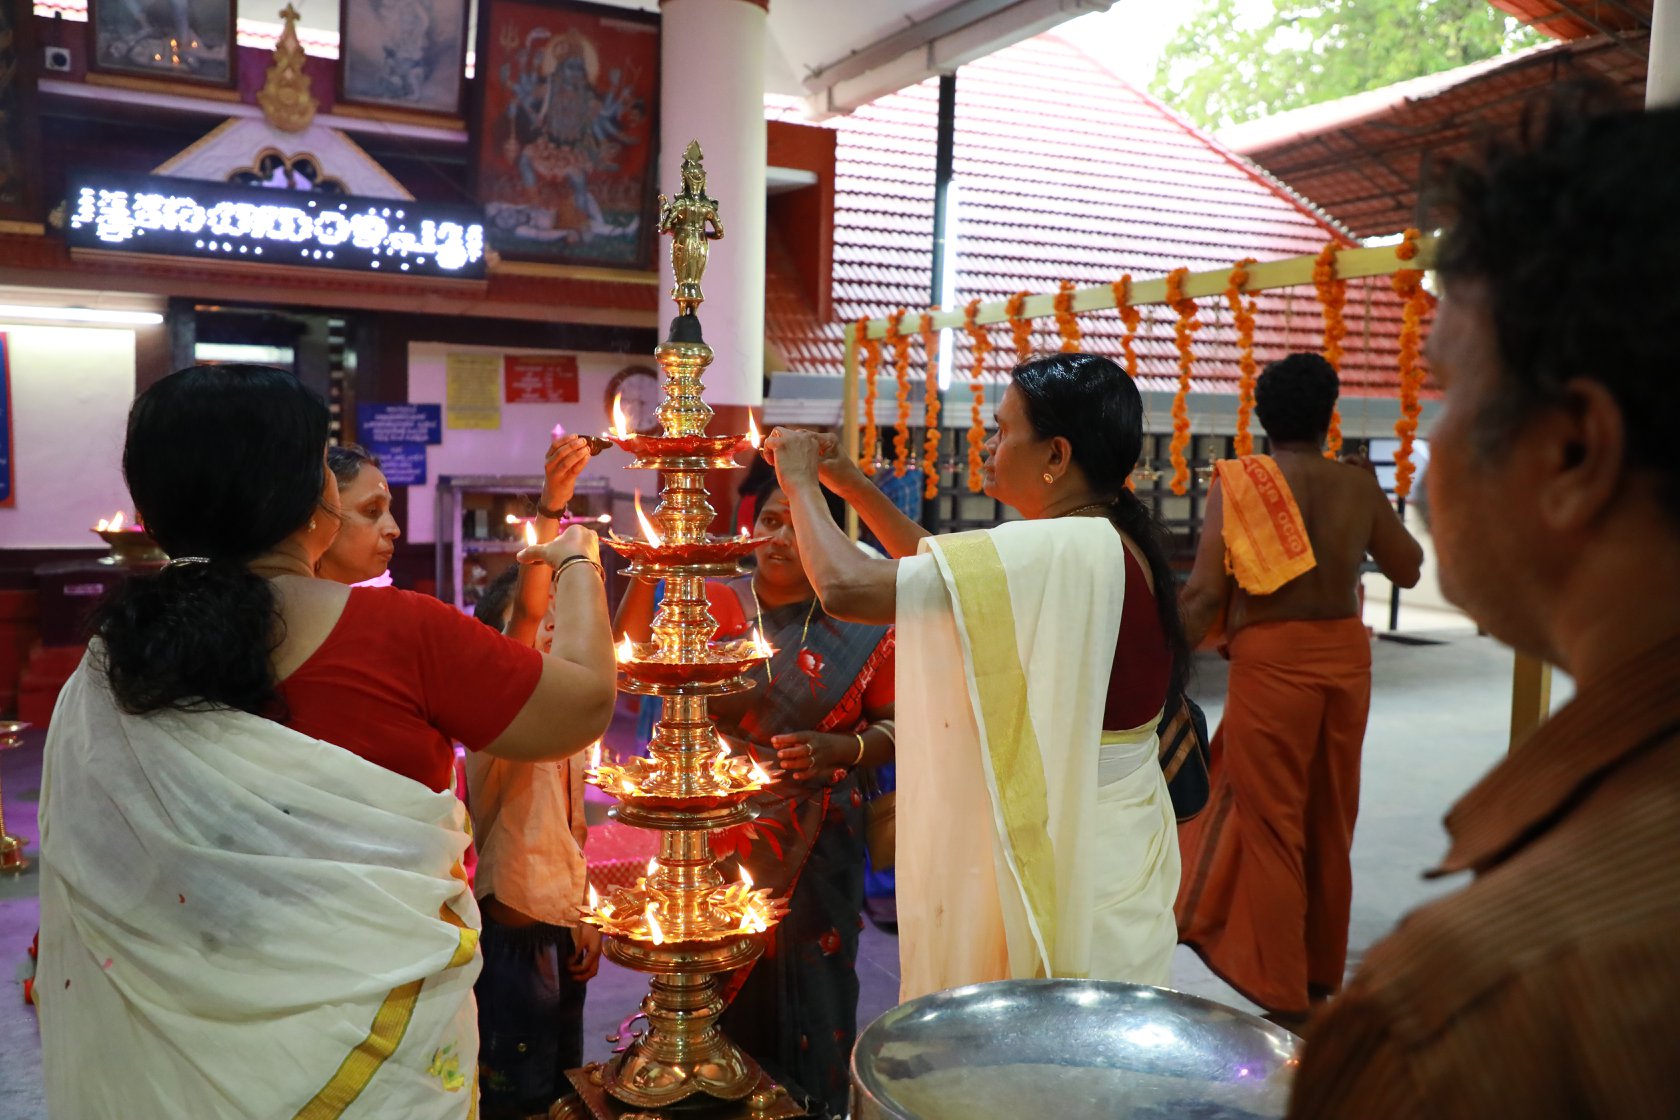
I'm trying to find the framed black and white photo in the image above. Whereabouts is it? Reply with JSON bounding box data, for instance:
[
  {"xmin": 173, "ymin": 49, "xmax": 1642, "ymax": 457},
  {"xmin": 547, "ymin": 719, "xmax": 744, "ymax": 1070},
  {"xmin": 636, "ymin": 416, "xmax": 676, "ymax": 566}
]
[
  {"xmin": 88, "ymin": 0, "xmax": 236, "ymax": 88},
  {"xmin": 338, "ymin": 0, "xmax": 470, "ymax": 120}
]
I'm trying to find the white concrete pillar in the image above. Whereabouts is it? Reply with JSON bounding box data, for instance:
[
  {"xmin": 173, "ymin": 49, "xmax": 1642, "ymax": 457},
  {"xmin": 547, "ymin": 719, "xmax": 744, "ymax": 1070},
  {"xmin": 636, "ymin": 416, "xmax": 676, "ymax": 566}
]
[
  {"xmin": 658, "ymin": 0, "xmax": 767, "ymax": 407},
  {"xmin": 1650, "ymin": 0, "xmax": 1680, "ymax": 108}
]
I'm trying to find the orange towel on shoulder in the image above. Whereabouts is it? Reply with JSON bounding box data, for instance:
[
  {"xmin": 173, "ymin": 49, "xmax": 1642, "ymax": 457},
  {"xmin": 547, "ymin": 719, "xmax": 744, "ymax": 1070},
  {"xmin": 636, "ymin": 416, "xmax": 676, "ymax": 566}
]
[{"xmin": 1214, "ymin": 455, "xmax": 1316, "ymax": 595}]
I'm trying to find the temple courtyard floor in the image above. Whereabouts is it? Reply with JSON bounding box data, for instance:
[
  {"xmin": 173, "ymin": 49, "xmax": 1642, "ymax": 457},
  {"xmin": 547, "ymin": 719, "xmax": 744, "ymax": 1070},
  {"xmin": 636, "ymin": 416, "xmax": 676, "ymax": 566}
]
[{"xmin": 0, "ymin": 613, "xmax": 1555, "ymax": 1118}]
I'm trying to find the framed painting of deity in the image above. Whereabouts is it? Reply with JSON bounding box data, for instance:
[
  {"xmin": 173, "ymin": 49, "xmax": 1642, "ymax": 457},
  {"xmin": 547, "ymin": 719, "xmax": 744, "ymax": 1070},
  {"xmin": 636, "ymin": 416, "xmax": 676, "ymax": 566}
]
[
  {"xmin": 0, "ymin": 0, "xmax": 42, "ymax": 222},
  {"xmin": 338, "ymin": 0, "xmax": 470, "ymax": 121},
  {"xmin": 87, "ymin": 0, "xmax": 236, "ymax": 88},
  {"xmin": 472, "ymin": 0, "xmax": 660, "ymax": 268}
]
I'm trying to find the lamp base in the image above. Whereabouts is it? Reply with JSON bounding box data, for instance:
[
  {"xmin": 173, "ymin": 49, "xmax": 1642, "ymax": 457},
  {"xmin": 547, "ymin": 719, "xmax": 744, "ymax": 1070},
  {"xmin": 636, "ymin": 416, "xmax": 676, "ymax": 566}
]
[
  {"xmin": 551, "ymin": 1064, "xmax": 805, "ymax": 1120},
  {"xmin": 0, "ymin": 834, "xmax": 29, "ymax": 875}
]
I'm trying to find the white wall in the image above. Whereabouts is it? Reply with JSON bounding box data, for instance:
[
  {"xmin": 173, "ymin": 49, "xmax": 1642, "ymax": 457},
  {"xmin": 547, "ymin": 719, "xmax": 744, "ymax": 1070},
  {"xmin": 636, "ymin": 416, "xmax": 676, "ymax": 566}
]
[
  {"xmin": 0, "ymin": 325, "xmax": 136, "ymax": 548},
  {"xmin": 404, "ymin": 342, "xmax": 648, "ymax": 543}
]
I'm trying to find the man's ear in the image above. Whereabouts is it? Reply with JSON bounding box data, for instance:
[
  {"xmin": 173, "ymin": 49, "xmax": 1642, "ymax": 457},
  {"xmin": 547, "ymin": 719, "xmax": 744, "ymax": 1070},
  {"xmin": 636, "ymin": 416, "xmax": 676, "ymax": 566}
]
[{"xmin": 1538, "ymin": 378, "xmax": 1626, "ymax": 533}]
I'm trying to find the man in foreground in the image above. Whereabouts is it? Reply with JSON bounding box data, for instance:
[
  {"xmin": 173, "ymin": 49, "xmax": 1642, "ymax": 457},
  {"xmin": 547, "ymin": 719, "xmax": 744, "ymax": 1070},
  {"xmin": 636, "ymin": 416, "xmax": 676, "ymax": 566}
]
[
  {"xmin": 1176, "ymin": 352, "xmax": 1422, "ymax": 1031},
  {"xmin": 1289, "ymin": 98, "xmax": 1680, "ymax": 1117}
]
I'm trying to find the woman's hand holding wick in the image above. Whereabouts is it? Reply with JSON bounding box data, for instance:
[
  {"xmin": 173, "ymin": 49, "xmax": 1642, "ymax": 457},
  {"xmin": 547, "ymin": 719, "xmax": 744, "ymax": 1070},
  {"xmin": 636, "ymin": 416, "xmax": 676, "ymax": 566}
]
[
  {"xmin": 517, "ymin": 522, "xmax": 602, "ymax": 568},
  {"xmin": 763, "ymin": 427, "xmax": 824, "ymax": 492},
  {"xmin": 542, "ymin": 435, "xmax": 592, "ymax": 513},
  {"xmin": 772, "ymin": 730, "xmax": 862, "ymax": 786},
  {"xmin": 764, "ymin": 428, "xmax": 867, "ymax": 495}
]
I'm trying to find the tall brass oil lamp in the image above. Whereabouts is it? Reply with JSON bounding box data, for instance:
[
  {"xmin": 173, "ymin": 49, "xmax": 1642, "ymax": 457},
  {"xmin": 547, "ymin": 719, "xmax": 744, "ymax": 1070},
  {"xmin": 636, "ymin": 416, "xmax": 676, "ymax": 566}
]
[{"xmin": 552, "ymin": 141, "xmax": 800, "ymax": 1120}]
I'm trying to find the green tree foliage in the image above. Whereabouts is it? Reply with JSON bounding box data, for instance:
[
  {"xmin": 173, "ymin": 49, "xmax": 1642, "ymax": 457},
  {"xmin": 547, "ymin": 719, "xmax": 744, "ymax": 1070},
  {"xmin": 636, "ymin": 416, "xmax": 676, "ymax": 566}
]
[{"xmin": 1152, "ymin": 0, "xmax": 1543, "ymax": 129}]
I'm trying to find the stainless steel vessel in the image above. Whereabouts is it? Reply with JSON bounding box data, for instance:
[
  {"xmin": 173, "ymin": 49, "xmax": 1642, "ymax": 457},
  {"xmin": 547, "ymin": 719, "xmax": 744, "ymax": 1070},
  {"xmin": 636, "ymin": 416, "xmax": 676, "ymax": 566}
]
[{"xmin": 851, "ymin": 980, "xmax": 1299, "ymax": 1120}]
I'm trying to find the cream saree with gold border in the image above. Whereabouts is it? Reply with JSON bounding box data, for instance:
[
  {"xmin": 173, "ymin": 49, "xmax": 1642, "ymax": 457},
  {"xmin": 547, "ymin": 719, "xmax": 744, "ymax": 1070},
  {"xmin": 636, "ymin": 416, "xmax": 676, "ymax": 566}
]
[
  {"xmin": 894, "ymin": 518, "xmax": 1180, "ymax": 1003},
  {"xmin": 36, "ymin": 654, "xmax": 482, "ymax": 1119}
]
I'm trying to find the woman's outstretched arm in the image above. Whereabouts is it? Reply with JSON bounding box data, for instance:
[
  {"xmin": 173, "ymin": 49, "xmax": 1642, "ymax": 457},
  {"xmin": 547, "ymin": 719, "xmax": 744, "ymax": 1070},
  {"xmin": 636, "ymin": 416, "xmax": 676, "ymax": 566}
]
[
  {"xmin": 765, "ymin": 428, "xmax": 899, "ymax": 624},
  {"xmin": 807, "ymin": 433, "xmax": 931, "ymax": 560}
]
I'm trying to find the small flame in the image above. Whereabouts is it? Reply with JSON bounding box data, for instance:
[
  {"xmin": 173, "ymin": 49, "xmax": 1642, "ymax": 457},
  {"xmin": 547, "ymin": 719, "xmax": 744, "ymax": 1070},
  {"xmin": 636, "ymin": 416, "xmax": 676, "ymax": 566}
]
[
  {"xmin": 739, "ymin": 865, "xmax": 754, "ymax": 891},
  {"xmin": 596, "ymin": 513, "xmax": 614, "ymax": 524},
  {"xmin": 611, "ymin": 393, "xmax": 632, "ymax": 439},
  {"xmin": 633, "ymin": 492, "xmax": 663, "ymax": 547},
  {"xmin": 100, "ymin": 511, "xmax": 126, "ymax": 532},
  {"xmin": 747, "ymin": 412, "xmax": 762, "ymax": 448},
  {"xmin": 647, "ymin": 859, "xmax": 659, "ymax": 877},
  {"xmin": 751, "ymin": 626, "xmax": 774, "ymax": 659},
  {"xmin": 588, "ymin": 740, "xmax": 603, "ymax": 771},
  {"xmin": 523, "ymin": 520, "xmax": 538, "ymax": 547},
  {"xmin": 552, "ymin": 422, "xmax": 566, "ymax": 440},
  {"xmin": 645, "ymin": 904, "xmax": 665, "ymax": 945},
  {"xmin": 712, "ymin": 744, "xmax": 732, "ymax": 774},
  {"xmin": 505, "ymin": 513, "xmax": 521, "ymax": 524},
  {"xmin": 740, "ymin": 525, "xmax": 750, "ymax": 538},
  {"xmin": 587, "ymin": 883, "xmax": 600, "ymax": 910},
  {"xmin": 617, "ymin": 635, "xmax": 635, "ymax": 663},
  {"xmin": 748, "ymin": 760, "xmax": 772, "ymax": 786}
]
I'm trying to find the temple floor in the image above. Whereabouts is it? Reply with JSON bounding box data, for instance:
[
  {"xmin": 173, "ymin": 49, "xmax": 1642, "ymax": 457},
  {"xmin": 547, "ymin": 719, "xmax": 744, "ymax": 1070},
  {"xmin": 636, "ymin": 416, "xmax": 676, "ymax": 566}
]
[{"xmin": 0, "ymin": 625, "xmax": 1549, "ymax": 1118}]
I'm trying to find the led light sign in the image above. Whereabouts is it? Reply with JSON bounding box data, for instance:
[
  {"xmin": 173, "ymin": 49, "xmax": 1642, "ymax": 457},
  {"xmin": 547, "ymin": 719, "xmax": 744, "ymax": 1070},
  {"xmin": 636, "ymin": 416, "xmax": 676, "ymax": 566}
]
[{"xmin": 64, "ymin": 172, "xmax": 488, "ymax": 280}]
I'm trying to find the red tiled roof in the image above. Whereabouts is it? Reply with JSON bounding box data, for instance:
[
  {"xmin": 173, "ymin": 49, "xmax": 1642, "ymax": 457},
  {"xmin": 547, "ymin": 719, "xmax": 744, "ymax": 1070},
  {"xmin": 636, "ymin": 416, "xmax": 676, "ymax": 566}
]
[
  {"xmin": 1485, "ymin": 0, "xmax": 1652, "ymax": 41},
  {"xmin": 1227, "ymin": 35, "xmax": 1647, "ymax": 240},
  {"xmin": 767, "ymin": 33, "xmax": 1428, "ymax": 397}
]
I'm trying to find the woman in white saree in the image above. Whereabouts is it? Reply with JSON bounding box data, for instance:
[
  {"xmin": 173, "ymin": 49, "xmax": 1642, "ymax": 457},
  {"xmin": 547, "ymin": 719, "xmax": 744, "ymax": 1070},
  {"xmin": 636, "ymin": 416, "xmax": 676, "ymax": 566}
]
[
  {"xmin": 35, "ymin": 364, "xmax": 617, "ymax": 1119},
  {"xmin": 763, "ymin": 353, "xmax": 1187, "ymax": 1003}
]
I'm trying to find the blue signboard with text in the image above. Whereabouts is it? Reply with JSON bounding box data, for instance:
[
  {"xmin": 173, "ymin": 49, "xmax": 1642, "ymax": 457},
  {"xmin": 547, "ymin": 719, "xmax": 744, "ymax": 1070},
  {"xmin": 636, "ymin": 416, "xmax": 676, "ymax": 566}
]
[
  {"xmin": 358, "ymin": 403, "xmax": 442, "ymax": 445},
  {"xmin": 367, "ymin": 441, "xmax": 427, "ymax": 486}
]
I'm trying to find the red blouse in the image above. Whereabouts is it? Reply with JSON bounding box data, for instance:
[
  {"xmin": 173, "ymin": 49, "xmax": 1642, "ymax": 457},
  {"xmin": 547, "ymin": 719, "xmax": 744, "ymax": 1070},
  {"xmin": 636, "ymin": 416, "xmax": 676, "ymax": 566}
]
[
  {"xmin": 1103, "ymin": 549, "xmax": 1172, "ymax": 731},
  {"xmin": 277, "ymin": 587, "xmax": 544, "ymax": 791}
]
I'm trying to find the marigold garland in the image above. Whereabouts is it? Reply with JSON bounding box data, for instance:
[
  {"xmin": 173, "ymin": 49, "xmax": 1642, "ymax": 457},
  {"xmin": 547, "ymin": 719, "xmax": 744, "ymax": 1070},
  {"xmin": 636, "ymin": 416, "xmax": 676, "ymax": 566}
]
[
  {"xmin": 1053, "ymin": 280, "xmax": 1081, "ymax": 352},
  {"xmin": 1165, "ymin": 267, "xmax": 1201, "ymax": 496},
  {"xmin": 857, "ymin": 316, "xmax": 882, "ymax": 469},
  {"xmin": 1111, "ymin": 275, "xmax": 1143, "ymax": 379},
  {"xmin": 920, "ymin": 310, "xmax": 942, "ymax": 500},
  {"xmin": 1313, "ymin": 241, "xmax": 1348, "ymax": 457},
  {"xmin": 1006, "ymin": 291, "xmax": 1033, "ymax": 363},
  {"xmin": 963, "ymin": 298, "xmax": 992, "ymax": 493},
  {"xmin": 1225, "ymin": 259, "xmax": 1260, "ymax": 457},
  {"xmin": 1391, "ymin": 229, "xmax": 1429, "ymax": 499},
  {"xmin": 887, "ymin": 308, "xmax": 913, "ymax": 478}
]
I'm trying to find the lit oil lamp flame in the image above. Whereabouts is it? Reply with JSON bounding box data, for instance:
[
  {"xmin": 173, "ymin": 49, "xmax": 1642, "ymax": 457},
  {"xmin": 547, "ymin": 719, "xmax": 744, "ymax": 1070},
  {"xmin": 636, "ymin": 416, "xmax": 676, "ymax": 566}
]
[
  {"xmin": 712, "ymin": 744, "xmax": 731, "ymax": 774},
  {"xmin": 645, "ymin": 904, "xmax": 665, "ymax": 945},
  {"xmin": 633, "ymin": 492, "xmax": 663, "ymax": 547},
  {"xmin": 647, "ymin": 858, "xmax": 659, "ymax": 876},
  {"xmin": 588, "ymin": 740, "xmax": 603, "ymax": 771},
  {"xmin": 552, "ymin": 422, "xmax": 566, "ymax": 440},
  {"xmin": 610, "ymin": 393, "xmax": 632, "ymax": 440},
  {"xmin": 617, "ymin": 635, "xmax": 635, "ymax": 663},
  {"xmin": 751, "ymin": 626, "xmax": 774, "ymax": 659},
  {"xmin": 505, "ymin": 513, "xmax": 520, "ymax": 524},
  {"xmin": 740, "ymin": 525, "xmax": 750, "ymax": 538},
  {"xmin": 747, "ymin": 411, "xmax": 762, "ymax": 448},
  {"xmin": 739, "ymin": 865, "xmax": 754, "ymax": 891},
  {"xmin": 748, "ymin": 760, "xmax": 772, "ymax": 786},
  {"xmin": 523, "ymin": 520, "xmax": 538, "ymax": 547},
  {"xmin": 587, "ymin": 882, "xmax": 600, "ymax": 910},
  {"xmin": 96, "ymin": 511, "xmax": 126, "ymax": 532}
]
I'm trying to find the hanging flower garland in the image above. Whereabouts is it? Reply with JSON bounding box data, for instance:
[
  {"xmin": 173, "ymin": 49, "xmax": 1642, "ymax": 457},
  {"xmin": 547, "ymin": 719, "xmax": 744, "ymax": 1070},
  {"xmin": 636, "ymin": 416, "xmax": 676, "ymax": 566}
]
[
  {"xmin": 1313, "ymin": 241, "xmax": 1348, "ymax": 457},
  {"xmin": 1053, "ymin": 280, "xmax": 1081, "ymax": 352},
  {"xmin": 887, "ymin": 307, "xmax": 914, "ymax": 477},
  {"xmin": 1006, "ymin": 290, "xmax": 1033, "ymax": 363},
  {"xmin": 920, "ymin": 310, "xmax": 942, "ymax": 500},
  {"xmin": 1165, "ymin": 267, "xmax": 1201, "ymax": 496},
  {"xmin": 1111, "ymin": 275, "xmax": 1143, "ymax": 379},
  {"xmin": 856, "ymin": 316, "xmax": 882, "ymax": 470},
  {"xmin": 1391, "ymin": 229, "xmax": 1430, "ymax": 499},
  {"xmin": 963, "ymin": 297, "xmax": 992, "ymax": 493},
  {"xmin": 1225, "ymin": 259, "xmax": 1259, "ymax": 457}
]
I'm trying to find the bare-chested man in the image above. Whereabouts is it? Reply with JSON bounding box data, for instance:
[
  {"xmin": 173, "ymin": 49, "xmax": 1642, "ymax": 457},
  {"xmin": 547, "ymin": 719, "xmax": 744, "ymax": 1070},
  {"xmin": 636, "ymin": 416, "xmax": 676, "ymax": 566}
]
[{"xmin": 1173, "ymin": 352, "xmax": 1422, "ymax": 1030}]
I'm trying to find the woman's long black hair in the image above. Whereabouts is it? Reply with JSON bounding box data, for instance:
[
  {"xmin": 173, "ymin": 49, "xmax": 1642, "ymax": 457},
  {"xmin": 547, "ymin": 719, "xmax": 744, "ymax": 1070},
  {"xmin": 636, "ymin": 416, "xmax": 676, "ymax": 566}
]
[
  {"xmin": 91, "ymin": 364, "xmax": 333, "ymax": 716},
  {"xmin": 1011, "ymin": 353, "xmax": 1191, "ymax": 704}
]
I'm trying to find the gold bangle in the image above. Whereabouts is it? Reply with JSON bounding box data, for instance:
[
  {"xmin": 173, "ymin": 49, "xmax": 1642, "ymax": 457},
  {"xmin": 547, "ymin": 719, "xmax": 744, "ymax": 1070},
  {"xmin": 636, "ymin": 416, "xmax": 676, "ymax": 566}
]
[
  {"xmin": 852, "ymin": 732, "xmax": 867, "ymax": 766},
  {"xmin": 554, "ymin": 555, "xmax": 604, "ymax": 581}
]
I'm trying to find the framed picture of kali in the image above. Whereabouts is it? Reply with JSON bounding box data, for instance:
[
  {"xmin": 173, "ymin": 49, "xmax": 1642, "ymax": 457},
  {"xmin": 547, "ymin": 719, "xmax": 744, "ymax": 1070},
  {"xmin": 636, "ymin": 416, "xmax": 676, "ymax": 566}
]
[
  {"xmin": 474, "ymin": 0, "xmax": 660, "ymax": 268},
  {"xmin": 87, "ymin": 0, "xmax": 236, "ymax": 87},
  {"xmin": 338, "ymin": 0, "xmax": 470, "ymax": 120}
]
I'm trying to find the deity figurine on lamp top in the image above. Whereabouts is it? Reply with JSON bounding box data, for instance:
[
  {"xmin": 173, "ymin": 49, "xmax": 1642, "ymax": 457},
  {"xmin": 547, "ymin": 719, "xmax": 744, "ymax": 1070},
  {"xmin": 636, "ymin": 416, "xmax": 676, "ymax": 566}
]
[{"xmin": 657, "ymin": 139, "xmax": 725, "ymax": 318}]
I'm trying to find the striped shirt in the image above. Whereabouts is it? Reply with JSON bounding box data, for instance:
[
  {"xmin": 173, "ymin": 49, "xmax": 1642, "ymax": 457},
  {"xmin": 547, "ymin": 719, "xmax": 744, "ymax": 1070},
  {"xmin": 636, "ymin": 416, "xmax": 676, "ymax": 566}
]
[{"xmin": 1288, "ymin": 629, "xmax": 1680, "ymax": 1119}]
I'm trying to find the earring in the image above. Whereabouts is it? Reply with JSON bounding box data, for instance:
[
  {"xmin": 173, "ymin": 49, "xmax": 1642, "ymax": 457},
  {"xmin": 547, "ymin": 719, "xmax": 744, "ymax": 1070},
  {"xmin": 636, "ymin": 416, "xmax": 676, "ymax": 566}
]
[
  {"xmin": 1042, "ymin": 472, "xmax": 1054, "ymax": 484},
  {"xmin": 309, "ymin": 518, "xmax": 317, "ymax": 531}
]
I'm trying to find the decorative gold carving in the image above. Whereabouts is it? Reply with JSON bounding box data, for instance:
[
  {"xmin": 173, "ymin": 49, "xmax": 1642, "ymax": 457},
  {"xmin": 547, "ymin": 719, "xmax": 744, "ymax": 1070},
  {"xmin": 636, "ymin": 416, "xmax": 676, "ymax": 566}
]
[
  {"xmin": 257, "ymin": 5, "xmax": 317, "ymax": 133},
  {"xmin": 656, "ymin": 140, "xmax": 724, "ymax": 317}
]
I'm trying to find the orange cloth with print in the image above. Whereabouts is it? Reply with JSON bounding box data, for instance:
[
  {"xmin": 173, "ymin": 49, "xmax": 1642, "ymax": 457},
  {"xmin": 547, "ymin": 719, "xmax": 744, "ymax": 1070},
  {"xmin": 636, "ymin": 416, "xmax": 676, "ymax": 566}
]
[
  {"xmin": 1175, "ymin": 617, "xmax": 1372, "ymax": 1016},
  {"xmin": 1215, "ymin": 456, "xmax": 1317, "ymax": 595}
]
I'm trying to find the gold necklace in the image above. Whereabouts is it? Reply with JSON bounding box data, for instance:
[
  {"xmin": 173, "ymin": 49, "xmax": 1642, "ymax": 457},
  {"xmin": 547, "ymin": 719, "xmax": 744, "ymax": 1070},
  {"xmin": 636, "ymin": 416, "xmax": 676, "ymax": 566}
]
[
  {"xmin": 1057, "ymin": 500, "xmax": 1114, "ymax": 518},
  {"xmin": 749, "ymin": 574, "xmax": 819, "ymax": 685}
]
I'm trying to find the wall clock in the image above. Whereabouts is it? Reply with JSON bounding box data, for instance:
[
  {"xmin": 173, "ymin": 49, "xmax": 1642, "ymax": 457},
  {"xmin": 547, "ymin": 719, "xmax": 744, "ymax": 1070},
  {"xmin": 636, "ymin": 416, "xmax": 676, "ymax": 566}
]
[{"xmin": 606, "ymin": 365, "xmax": 663, "ymax": 436}]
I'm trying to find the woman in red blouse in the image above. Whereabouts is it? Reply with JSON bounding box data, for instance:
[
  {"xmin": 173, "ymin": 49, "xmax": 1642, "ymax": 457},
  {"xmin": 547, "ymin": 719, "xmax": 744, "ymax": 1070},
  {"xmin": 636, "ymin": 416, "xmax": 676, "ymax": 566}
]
[{"xmin": 37, "ymin": 364, "xmax": 615, "ymax": 1118}]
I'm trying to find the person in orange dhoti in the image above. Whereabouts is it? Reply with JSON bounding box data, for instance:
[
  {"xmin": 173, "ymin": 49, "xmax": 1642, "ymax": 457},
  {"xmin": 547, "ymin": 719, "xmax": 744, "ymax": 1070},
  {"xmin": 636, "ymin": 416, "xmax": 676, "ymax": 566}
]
[{"xmin": 1176, "ymin": 353, "xmax": 1423, "ymax": 1030}]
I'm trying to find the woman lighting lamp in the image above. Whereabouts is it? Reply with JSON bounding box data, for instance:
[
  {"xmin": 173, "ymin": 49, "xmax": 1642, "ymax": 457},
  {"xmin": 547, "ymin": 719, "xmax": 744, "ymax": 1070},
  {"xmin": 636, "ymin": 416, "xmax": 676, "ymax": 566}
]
[
  {"xmin": 763, "ymin": 352, "xmax": 1186, "ymax": 1001},
  {"xmin": 33, "ymin": 365, "xmax": 615, "ymax": 1119}
]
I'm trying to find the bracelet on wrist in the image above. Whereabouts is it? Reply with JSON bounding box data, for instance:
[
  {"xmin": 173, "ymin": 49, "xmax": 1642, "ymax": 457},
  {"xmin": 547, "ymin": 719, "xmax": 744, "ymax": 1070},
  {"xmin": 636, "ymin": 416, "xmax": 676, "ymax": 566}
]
[
  {"xmin": 553, "ymin": 555, "xmax": 604, "ymax": 581},
  {"xmin": 852, "ymin": 732, "xmax": 867, "ymax": 766},
  {"xmin": 535, "ymin": 499, "xmax": 571, "ymax": 521}
]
